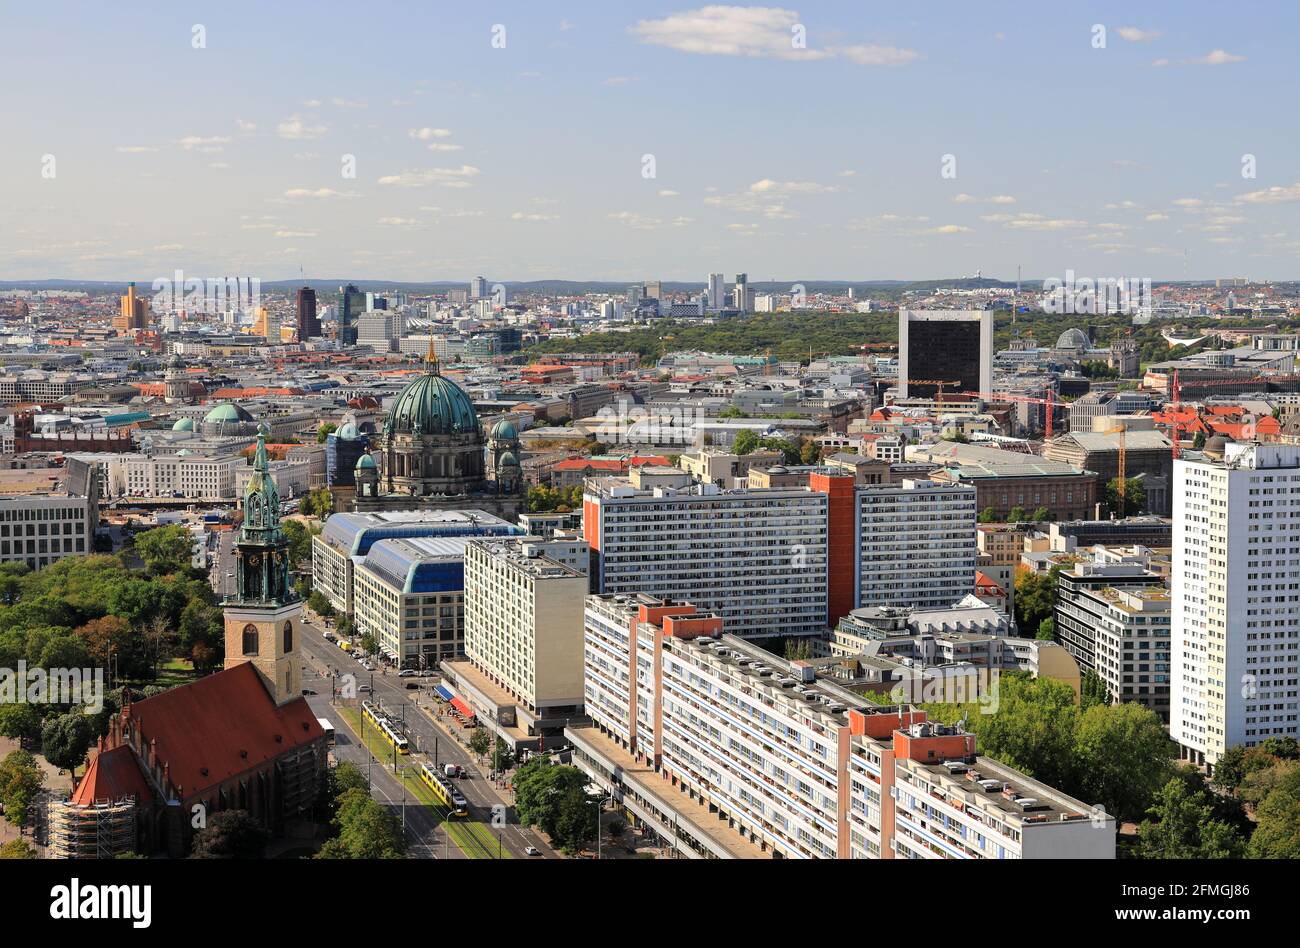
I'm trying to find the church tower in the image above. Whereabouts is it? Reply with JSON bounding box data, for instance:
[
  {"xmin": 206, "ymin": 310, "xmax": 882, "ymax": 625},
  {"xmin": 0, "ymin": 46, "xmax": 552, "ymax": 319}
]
[{"xmin": 224, "ymin": 424, "xmax": 302, "ymax": 705}]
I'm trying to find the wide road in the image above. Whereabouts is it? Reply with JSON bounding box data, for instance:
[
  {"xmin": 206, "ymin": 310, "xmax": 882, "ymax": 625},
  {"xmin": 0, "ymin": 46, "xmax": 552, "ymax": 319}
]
[{"xmin": 298, "ymin": 612, "xmax": 558, "ymax": 860}]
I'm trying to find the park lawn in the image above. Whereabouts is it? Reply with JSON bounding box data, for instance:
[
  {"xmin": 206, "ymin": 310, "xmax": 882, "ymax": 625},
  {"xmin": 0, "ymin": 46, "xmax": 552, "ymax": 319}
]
[{"xmin": 335, "ymin": 705, "xmax": 510, "ymax": 860}]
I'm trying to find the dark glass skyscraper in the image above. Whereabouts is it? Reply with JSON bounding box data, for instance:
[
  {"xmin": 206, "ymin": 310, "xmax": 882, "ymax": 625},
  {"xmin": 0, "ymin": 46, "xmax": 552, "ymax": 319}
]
[
  {"xmin": 295, "ymin": 286, "xmax": 319, "ymax": 340},
  {"xmin": 337, "ymin": 283, "xmax": 363, "ymax": 346}
]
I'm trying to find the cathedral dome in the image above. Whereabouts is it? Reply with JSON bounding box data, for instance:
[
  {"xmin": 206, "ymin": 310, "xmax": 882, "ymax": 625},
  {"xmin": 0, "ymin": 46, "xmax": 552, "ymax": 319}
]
[
  {"xmin": 355, "ymin": 452, "xmax": 377, "ymax": 470},
  {"xmin": 491, "ymin": 418, "xmax": 518, "ymax": 441},
  {"xmin": 387, "ymin": 371, "xmax": 479, "ymax": 436},
  {"xmin": 337, "ymin": 420, "xmax": 362, "ymax": 440},
  {"xmin": 499, "ymin": 450, "xmax": 519, "ymax": 468}
]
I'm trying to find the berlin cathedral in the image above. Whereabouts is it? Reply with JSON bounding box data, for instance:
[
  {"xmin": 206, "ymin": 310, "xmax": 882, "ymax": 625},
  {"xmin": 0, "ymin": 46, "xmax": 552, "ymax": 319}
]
[{"xmin": 350, "ymin": 347, "xmax": 523, "ymax": 519}]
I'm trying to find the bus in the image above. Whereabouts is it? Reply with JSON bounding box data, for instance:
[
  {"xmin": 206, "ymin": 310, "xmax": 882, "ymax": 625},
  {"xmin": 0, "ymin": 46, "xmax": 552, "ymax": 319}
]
[
  {"xmin": 362, "ymin": 700, "xmax": 409, "ymax": 755},
  {"xmin": 419, "ymin": 762, "xmax": 469, "ymax": 817},
  {"xmin": 316, "ymin": 717, "xmax": 336, "ymax": 746}
]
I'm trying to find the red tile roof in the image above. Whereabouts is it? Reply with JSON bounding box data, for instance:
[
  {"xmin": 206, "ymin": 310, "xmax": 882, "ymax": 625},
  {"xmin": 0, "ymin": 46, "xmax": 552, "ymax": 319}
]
[
  {"xmin": 127, "ymin": 662, "xmax": 324, "ymax": 800},
  {"xmin": 71, "ymin": 745, "xmax": 154, "ymax": 806}
]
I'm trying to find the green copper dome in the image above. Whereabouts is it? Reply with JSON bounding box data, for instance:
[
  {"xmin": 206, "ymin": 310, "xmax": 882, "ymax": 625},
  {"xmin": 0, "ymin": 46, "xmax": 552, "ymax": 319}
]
[
  {"xmin": 355, "ymin": 452, "xmax": 377, "ymax": 470},
  {"xmin": 498, "ymin": 450, "xmax": 519, "ymax": 467},
  {"xmin": 204, "ymin": 402, "xmax": 254, "ymax": 424},
  {"xmin": 337, "ymin": 420, "xmax": 361, "ymax": 440},
  {"xmin": 172, "ymin": 417, "xmax": 195, "ymax": 431},
  {"xmin": 386, "ymin": 369, "xmax": 479, "ymax": 437},
  {"xmin": 491, "ymin": 418, "xmax": 518, "ymax": 441}
]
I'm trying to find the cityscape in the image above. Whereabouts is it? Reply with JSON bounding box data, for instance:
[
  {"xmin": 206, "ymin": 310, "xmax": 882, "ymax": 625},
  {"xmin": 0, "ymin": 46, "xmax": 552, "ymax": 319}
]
[{"xmin": 2, "ymin": 0, "xmax": 1293, "ymax": 930}]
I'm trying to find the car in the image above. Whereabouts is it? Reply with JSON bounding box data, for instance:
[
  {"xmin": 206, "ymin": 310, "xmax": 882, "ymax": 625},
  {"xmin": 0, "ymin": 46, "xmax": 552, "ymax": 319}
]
[
  {"xmin": 398, "ymin": 669, "xmax": 417, "ymax": 677},
  {"xmin": 405, "ymin": 682, "xmax": 420, "ymax": 690},
  {"xmin": 524, "ymin": 846, "xmax": 540, "ymax": 856},
  {"xmin": 358, "ymin": 685, "xmax": 372, "ymax": 693},
  {"xmin": 301, "ymin": 689, "xmax": 316, "ymax": 696}
]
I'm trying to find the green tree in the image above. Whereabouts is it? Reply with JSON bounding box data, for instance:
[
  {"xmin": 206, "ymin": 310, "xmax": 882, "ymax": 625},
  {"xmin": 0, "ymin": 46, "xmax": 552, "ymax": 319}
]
[
  {"xmin": 1104, "ymin": 477, "xmax": 1146, "ymax": 518},
  {"xmin": 0, "ymin": 749, "xmax": 44, "ymax": 828},
  {"xmin": 977, "ymin": 507, "xmax": 997, "ymax": 523},
  {"xmin": 359, "ymin": 632, "xmax": 377, "ymax": 656},
  {"xmin": 1074, "ymin": 701, "xmax": 1176, "ymax": 824},
  {"xmin": 732, "ymin": 430, "xmax": 760, "ymax": 456},
  {"xmin": 40, "ymin": 711, "xmax": 95, "ymax": 778},
  {"xmin": 190, "ymin": 809, "xmax": 270, "ymax": 859},
  {"xmin": 307, "ymin": 591, "xmax": 334, "ymax": 619},
  {"xmin": 492, "ymin": 738, "xmax": 516, "ymax": 773},
  {"xmin": 0, "ymin": 704, "xmax": 44, "ymax": 748},
  {"xmin": 469, "ymin": 728, "xmax": 492, "ymax": 759},
  {"xmin": 1080, "ymin": 669, "xmax": 1112, "ymax": 711},
  {"xmin": 799, "ymin": 439, "xmax": 821, "ymax": 465},
  {"xmin": 0, "ymin": 839, "xmax": 36, "ymax": 859},
  {"xmin": 1013, "ymin": 566, "xmax": 1059, "ymax": 634},
  {"xmin": 1248, "ymin": 765, "xmax": 1300, "ymax": 858},
  {"xmin": 1007, "ymin": 505, "xmax": 1027, "ymax": 523},
  {"xmin": 0, "ymin": 563, "xmax": 29, "ymax": 606},
  {"xmin": 1035, "ymin": 617, "xmax": 1055, "ymax": 641},
  {"xmin": 1031, "ymin": 506, "xmax": 1051, "ymax": 522},
  {"xmin": 282, "ymin": 519, "xmax": 318, "ymax": 565},
  {"xmin": 316, "ymin": 422, "xmax": 337, "ymax": 444},
  {"xmin": 133, "ymin": 525, "xmax": 194, "ymax": 576}
]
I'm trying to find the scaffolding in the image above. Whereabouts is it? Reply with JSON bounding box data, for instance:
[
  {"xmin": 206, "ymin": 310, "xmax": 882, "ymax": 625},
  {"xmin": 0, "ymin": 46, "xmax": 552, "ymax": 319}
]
[{"xmin": 46, "ymin": 795, "xmax": 138, "ymax": 859}]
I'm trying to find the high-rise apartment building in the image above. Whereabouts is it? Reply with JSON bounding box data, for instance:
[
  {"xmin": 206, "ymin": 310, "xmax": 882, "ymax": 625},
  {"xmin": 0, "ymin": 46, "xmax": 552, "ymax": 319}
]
[
  {"xmin": 295, "ymin": 286, "xmax": 319, "ymax": 340},
  {"xmin": 897, "ymin": 309, "xmax": 993, "ymax": 399},
  {"xmin": 571, "ymin": 595, "xmax": 1114, "ymax": 859},
  {"xmin": 583, "ymin": 469, "xmax": 828, "ymax": 638},
  {"xmin": 1172, "ymin": 442, "xmax": 1300, "ymax": 767}
]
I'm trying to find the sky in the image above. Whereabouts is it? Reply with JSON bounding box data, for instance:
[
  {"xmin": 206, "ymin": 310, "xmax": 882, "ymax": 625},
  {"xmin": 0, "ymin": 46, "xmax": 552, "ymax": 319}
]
[{"xmin": 2, "ymin": 1, "xmax": 1298, "ymax": 284}]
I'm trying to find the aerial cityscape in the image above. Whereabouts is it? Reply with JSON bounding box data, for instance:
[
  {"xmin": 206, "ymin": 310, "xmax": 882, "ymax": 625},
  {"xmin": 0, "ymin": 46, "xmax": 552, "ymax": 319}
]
[{"xmin": 2, "ymin": 0, "xmax": 1291, "ymax": 929}]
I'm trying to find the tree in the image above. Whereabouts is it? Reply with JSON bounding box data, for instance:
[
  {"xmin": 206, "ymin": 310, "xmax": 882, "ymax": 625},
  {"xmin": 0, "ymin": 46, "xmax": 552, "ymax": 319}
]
[
  {"xmin": 133, "ymin": 525, "xmax": 193, "ymax": 576},
  {"xmin": 1248, "ymin": 765, "xmax": 1300, "ymax": 858},
  {"xmin": 1013, "ymin": 566, "xmax": 1059, "ymax": 634},
  {"xmin": 282, "ymin": 519, "xmax": 319, "ymax": 565},
  {"xmin": 1074, "ymin": 701, "xmax": 1176, "ymax": 824},
  {"xmin": 178, "ymin": 600, "xmax": 223, "ymax": 671},
  {"xmin": 1031, "ymin": 506, "xmax": 1051, "ymax": 522},
  {"xmin": 1035, "ymin": 617, "xmax": 1055, "ymax": 641},
  {"xmin": 0, "ymin": 749, "xmax": 44, "ymax": 828},
  {"xmin": 732, "ymin": 430, "xmax": 760, "ymax": 456},
  {"xmin": 0, "ymin": 839, "xmax": 36, "ymax": 859},
  {"xmin": 799, "ymin": 439, "xmax": 821, "ymax": 465},
  {"xmin": 961, "ymin": 676, "xmax": 1080, "ymax": 791},
  {"xmin": 977, "ymin": 507, "xmax": 997, "ymax": 523},
  {"xmin": 307, "ymin": 591, "xmax": 334, "ymax": 619},
  {"xmin": 469, "ymin": 728, "xmax": 492, "ymax": 759},
  {"xmin": 1192, "ymin": 431, "xmax": 1206, "ymax": 450},
  {"xmin": 1007, "ymin": 505, "xmax": 1027, "ymax": 523},
  {"xmin": 1104, "ymin": 477, "xmax": 1145, "ymax": 518},
  {"xmin": 0, "ymin": 703, "xmax": 43, "ymax": 748},
  {"xmin": 492, "ymin": 738, "xmax": 516, "ymax": 773},
  {"xmin": 300, "ymin": 488, "xmax": 334, "ymax": 520},
  {"xmin": 191, "ymin": 809, "xmax": 270, "ymax": 859},
  {"xmin": 317, "ymin": 787, "xmax": 405, "ymax": 859},
  {"xmin": 316, "ymin": 422, "xmax": 337, "ymax": 444},
  {"xmin": 1080, "ymin": 669, "xmax": 1112, "ymax": 711},
  {"xmin": 0, "ymin": 563, "xmax": 29, "ymax": 606},
  {"xmin": 41, "ymin": 711, "xmax": 95, "ymax": 778},
  {"xmin": 359, "ymin": 632, "xmax": 377, "ymax": 657}
]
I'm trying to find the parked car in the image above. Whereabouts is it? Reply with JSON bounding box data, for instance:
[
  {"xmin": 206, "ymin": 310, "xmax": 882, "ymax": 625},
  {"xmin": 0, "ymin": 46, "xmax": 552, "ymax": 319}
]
[
  {"xmin": 398, "ymin": 669, "xmax": 417, "ymax": 678},
  {"xmin": 524, "ymin": 846, "xmax": 540, "ymax": 856}
]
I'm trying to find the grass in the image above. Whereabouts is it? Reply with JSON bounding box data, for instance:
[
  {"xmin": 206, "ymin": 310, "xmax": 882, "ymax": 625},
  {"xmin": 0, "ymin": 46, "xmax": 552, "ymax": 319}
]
[{"xmin": 335, "ymin": 705, "xmax": 510, "ymax": 859}]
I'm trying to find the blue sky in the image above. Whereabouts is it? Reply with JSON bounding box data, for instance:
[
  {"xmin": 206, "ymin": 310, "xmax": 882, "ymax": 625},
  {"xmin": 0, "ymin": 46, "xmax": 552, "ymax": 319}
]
[{"xmin": 2, "ymin": 1, "xmax": 1297, "ymax": 283}]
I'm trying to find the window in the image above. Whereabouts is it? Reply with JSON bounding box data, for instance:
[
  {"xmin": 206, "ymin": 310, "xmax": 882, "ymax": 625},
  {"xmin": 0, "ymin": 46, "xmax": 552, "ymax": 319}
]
[
  {"xmin": 283, "ymin": 620, "xmax": 293, "ymax": 653},
  {"xmin": 242, "ymin": 623, "xmax": 259, "ymax": 656}
]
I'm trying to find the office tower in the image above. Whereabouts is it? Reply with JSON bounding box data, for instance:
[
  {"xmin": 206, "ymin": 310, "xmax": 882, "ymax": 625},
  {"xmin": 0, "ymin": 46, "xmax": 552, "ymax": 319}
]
[
  {"xmin": 644, "ymin": 280, "xmax": 662, "ymax": 300},
  {"xmin": 295, "ymin": 286, "xmax": 319, "ymax": 340},
  {"xmin": 357, "ymin": 310, "xmax": 402, "ymax": 352},
  {"xmin": 1055, "ymin": 558, "xmax": 1170, "ymax": 720},
  {"xmin": 470, "ymin": 276, "xmax": 489, "ymax": 300},
  {"xmin": 115, "ymin": 281, "xmax": 151, "ymax": 332},
  {"xmin": 583, "ymin": 471, "xmax": 828, "ymax": 638},
  {"xmin": 851, "ymin": 478, "xmax": 978, "ymax": 613},
  {"xmin": 337, "ymin": 283, "xmax": 363, "ymax": 346},
  {"xmin": 707, "ymin": 272, "xmax": 725, "ymax": 312},
  {"xmin": 251, "ymin": 306, "xmax": 272, "ymax": 338},
  {"xmin": 365, "ymin": 292, "xmax": 388, "ymax": 311},
  {"xmin": 571, "ymin": 596, "xmax": 1115, "ymax": 859},
  {"xmin": 734, "ymin": 273, "xmax": 749, "ymax": 313},
  {"xmin": 897, "ymin": 309, "xmax": 993, "ymax": 399},
  {"xmin": 1172, "ymin": 442, "xmax": 1300, "ymax": 768},
  {"xmin": 626, "ymin": 284, "xmax": 643, "ymax": 306},
  {"xmin": 461, "ymin": 537, "xmax": 589, "ymax": 740}
]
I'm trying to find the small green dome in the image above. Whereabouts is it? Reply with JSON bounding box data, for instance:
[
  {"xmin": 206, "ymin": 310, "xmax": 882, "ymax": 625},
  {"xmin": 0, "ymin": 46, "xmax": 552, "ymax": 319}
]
[
  {"xmin": 355, "ymin": 452, "xmax": 377, "ymax": 470},
  {"xmin": 499, "ymin": 450, "xmax": 519, "ymax": 467},
  {"xmin": 172, "ymin": 417, "xmax": 195, "ymax": 431},
  {"xmin": 337, "ymin": 421, "xmax": 361, "ymax": 440},
  {"xmin": 176, "ymin": 448, "xmax": 194, "ymax": 457},
  {"xmin": 491, "ymin": 418, "xmax": 518, "ymax": 441},
  {"xmin": 203, "ymin": 402, "xmax": 253, "ymax": 424}
]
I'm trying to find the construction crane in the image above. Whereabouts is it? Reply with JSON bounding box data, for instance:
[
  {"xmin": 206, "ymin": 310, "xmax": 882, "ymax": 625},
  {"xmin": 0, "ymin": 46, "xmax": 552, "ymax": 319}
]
[
  {"xmin": 959, "ymin": 389, "xmax": 1056, "ymax": 440},
  {"xmin": 909, "ymin": 379, "xmax": 961, "ymax": 398}
]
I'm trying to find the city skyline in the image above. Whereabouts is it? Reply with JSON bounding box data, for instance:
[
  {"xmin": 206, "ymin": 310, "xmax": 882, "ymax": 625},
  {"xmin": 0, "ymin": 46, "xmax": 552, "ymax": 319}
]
[{"xmin": 3, "ymin": 1, "xmax": 1299, "ymax": 282}]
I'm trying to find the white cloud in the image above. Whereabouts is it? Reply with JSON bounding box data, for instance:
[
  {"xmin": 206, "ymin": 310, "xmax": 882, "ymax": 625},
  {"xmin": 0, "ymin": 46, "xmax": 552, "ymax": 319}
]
[
  {"xmin": 1117, "ymin": 27, "xmax": 1162, "ymax": 42},
  {"xmin": 1238, "ymin": 182, "xmax": 1300, "ymax": 205},
  {"xmin": 274, "ymin": 229, "xmax": 318, "ymax": 238},
  {"xmin": 377, "ymin": 217, "xmax": 420, "ymax": 227},
  {"xmin": 511, "ymin": 211, "xmax": 559, "ymax": 222},
  {"xmin": 748, "ymin": 178, "xmax": 837, "ymax": 195},
  {"xmin": 426, "ymin": 143, "xmax": 463, "ymax": 152},
  {"xmin": 377, "ymin": 165, "xmax": 481, "ymax": 188},
  {"xmin": 953, "ymin": 193, "xmax": 1016, "ymax": 204},
  {"xmin": 997, "ymin": 213, "xmax": 1087, "ymax": 231},
  {"xmin": 235, "ymin": 118, "xmax": 257, "ymax": 132},
  {"xmin": 658, "ymin": 189, "xmax": 679, "ymax": 197},
  {"xmin": 609, "ymin": 211, "xmax": 663, "ymax": 230},
  {"xmin": 277, "ymin": 115, "xmax": 328, "ymax": 140},
  {"xmin": 629, "ymin": 6, "xmax": 917, "ymax": 66},
  {"xmin": 1145, "ymin": 212, "xmax": 1170, "ymax": 221},
  {"xmin": 1173, "ymin": 198, "xmax": 1203, "ymax": 207},
  {"xmin": 283, "ymin": 187, "xmax": 358, "ymax": 199},
  {"xmin": 409, "ymin": 127, "xmax": 453, "ymax": 140},
  {"xmin": 928, "ymin": 224, "xmax": 972, "ymax": 234},
  {"xmin": 1188, "ymin": 49, "xmax": 1246, "ymax": 66},
  {"xmin": 175, "ymin": 135, "xmax": 230, "ymax": 151}
]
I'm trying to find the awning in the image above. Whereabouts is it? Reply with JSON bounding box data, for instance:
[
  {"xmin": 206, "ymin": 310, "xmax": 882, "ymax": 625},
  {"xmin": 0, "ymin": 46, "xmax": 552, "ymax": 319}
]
[
  {"xmin": 435, "ymin": 684, "xmax": 455, "ymax": 702},
  {"xmin": 450, "ymin": 696, "xmax": 476, "ymax": 720}
]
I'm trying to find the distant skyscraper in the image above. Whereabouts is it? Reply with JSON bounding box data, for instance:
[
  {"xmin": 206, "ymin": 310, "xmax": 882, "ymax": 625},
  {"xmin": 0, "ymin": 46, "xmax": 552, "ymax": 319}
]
[
  {"xmin": 644, "ymin": 280, "xmax": 662, "ymax": 300},
  {"xmin": 707, "ymin": 273, "xmax": 725, "ymax": 312},
  {"xmin": 114, "ymin": 281, "xmax": 151, "ymax": 333},
  {"xmin": 337, "ymin": 283, "xmax": 364, "ymax": 346},
  {"xmin": 734, "ymin": 273, "xmax": 750, "ymax": 313},
  {"xmin": 295, "ymin": 286, "xmax": 319, "ymax": 340},
  {"xmin": 897, "ymin": 309, "xmax": 993, "ymax": 399},
  {"xmin": 470, "ymin": 276, "xmax": 489, "ymax": 300}
]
